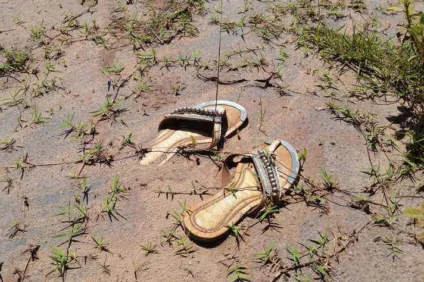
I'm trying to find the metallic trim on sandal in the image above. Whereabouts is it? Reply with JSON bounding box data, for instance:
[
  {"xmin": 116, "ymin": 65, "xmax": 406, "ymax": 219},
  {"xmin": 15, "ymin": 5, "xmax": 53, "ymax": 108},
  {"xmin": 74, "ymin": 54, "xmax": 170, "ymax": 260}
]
[
  {"xmin": 279, "ymin": 140, "xmax": 299, "ymax": 184},
  {"xmin": 195, "ymin": 100, "xmax": 248, "ymax": 124}
]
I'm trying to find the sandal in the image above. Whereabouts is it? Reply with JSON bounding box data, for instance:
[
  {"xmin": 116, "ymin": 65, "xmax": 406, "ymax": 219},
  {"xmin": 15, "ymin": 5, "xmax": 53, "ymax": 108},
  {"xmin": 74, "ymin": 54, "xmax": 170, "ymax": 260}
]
[
  {"xmin": 183, "ymin": 140, "xmax": 299, "ymax": 242},
  {"xmin": 140, "ymin": 100, "xmax": 247, "ymax": 165}
]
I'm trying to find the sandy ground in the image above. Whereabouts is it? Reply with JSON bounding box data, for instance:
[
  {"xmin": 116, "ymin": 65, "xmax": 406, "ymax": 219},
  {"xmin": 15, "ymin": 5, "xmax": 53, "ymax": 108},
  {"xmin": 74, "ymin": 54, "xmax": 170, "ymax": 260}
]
[{"xmin": 0, "ymin": 0, "xmax": 423, "ymax": 281}]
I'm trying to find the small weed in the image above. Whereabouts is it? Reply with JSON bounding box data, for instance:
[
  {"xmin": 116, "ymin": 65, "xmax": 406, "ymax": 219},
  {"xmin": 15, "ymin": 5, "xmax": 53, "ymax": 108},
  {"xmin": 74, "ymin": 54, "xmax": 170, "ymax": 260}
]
[
  {"xmin": 228, "ymin": 224, "xmax": 245, "ymax": 246},
  {"xmin": 74, "ymin": 121, "xmax": 96, "ymax": 139},
  {"xmin": 320, "ymin": 168, "xmax": 337, "ymax": 190},
  {"xmin": 313, "ymin": 263, "xmax": 331, "ymax": 279},
  {"xmin": 170, "ymin": 209, "xmax": 183, "ymax": 226},
  {"xmin": 310, "ymin": 232, "xmax": 329, "ymax": 248},
  {"xmin": 60, "ymin": 113, "xmax": 76, "ymax": 138},
  {"xmin": 258, "ymin": 205, "xmax": 280, "ymax": 222},
  {"xmin": 374, "ymin": 214, "xmax": 396, "ymax": 227},
  {"xmin": 136, "ymin": 81, "xmax": 152, "ymax": 93},
  {"xmin": 7, "ymin": 221, "xmax": 26, "ymax": 238},
  {"xmin": 167, "ymin": 200, "xmax": 189, "ymax": 227},
  {"xmin": 30, "ymin": 22, "xmax": 47, "ymax": 45},
  {"xmin": 103, "ymin": 194, "xmax": 118, "ymax": 220},
  {"xmin": 13, "ymin": 15, "xmax": 25, "ymax": 25},
  {"xmin": 0, "ymin": 137, "xmax": 18, "ymax": 152},
  {"xmin": 382, "ymin": 237, "xmax": 403, "ymax": 261},
  {"xmin": 0, "ymin": 89, "xmax": 26, "ymax": 108},
  {"xmin": 160, "ymin": 230, "xmax": 179, "ymax": 246},
  {"xmin": 101, "ymin": 62, "xmax": 124, "ymax": 77},
  {"xmin": 0, "ymin": 48, "xmax": 30, "ymax": 76},
  {"xmin": 210, "ymin": 149, "xmax": 224, "ymax": 161},
  {"xmin": 292, "ymin": 183, "xmax": 327, "ymax": 212},
  {"xmin": 102, "ymin": 176, "xmax": 127, "ymax": 220},
  {"xmin": 91, "ymin": 236, "xmax": 110, "ymax": 253},
  {"xmin": 80, "ymin": 177, "xmax": 90, "ymax": 203},
  {"xmin": 254, "ymin": 242, "xmax": 276, "ymax": 266},
  {"xmin": 278, "ymin": 49, "xmax": 289, "ymax": 65},
  {"xmin": 288, "ymin": 246, "xmax": 301, "ymax": 267},
  {"xmin": 98, "ymin": 256, "xmax": 111, "ymax": 275},
  {"xmin": 122, "ymin": 133, "xmax": 135, "ymax": 148},
  {"xmin": 46, "ymin": 247, "xmax": 78, "ymax": 277},
  {"xmin": 298, "ymin": 148, "xmax": 308, "ymax": 165},
  {"xmin": 15, "ymin": 154, "xmax": 29, "ymax": 180},
  {"xmin": 174, "ymin": 237, "xmax": 195, "ymax": 256},
  {"xmin": 114, "ymin": 0, "xmax": 128, "ymax": 12},
  {"xmin": 91, "ymin": 97, "xmax": 125, "ymax": 123},
  {"xmin": 133, "ymin": 261, "xmax": 149, "ymax": 280},
  {"xmin": 79, "ymin": 141, "xmax": 112, "ymax": 166},
  {"xmin": 140, "ymin": 243, "xmax": 158, "ymax": 256},
  {"xmin": 227, "ymin": 263, "xmax": 250, "ymax": 282},
  {"xmin": 32, "ymin": 108, "xmax": 48, "ymax": 125},
  {"xmin": 53, "ymin": 222, "xmax": 86, "ymax": 243},
  {"xmin": 110, "ymin": 176, "xmax": 127, "ymax": 197},
  {"xmin": 1, "ymin": 176, "xmax": 13, "ymax": 194},
  {"xmin": 349, "ymin": 0, "xmax": 367, "ymax": 12},
  {"xmin": 179, "ymin": 200, "xmax": 189, "ymax": 215},
  {"xmin": 374, "ymin": 199, "xmax": 400, "ymax": 227}
]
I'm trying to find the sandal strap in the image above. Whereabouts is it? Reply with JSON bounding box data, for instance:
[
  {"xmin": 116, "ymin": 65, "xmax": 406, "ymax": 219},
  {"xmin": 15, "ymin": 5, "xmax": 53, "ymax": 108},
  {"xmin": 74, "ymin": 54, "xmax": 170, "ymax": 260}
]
[
  {"xmin": 166, "ymin": 106, "xmax": 225, "ymax": 123},
  {"xmin": 253, "ymin": 149, "xmax": 280, "ymax": 204},
  {"xmin": 220, "ymin": 153, "xmax": 242, "ymax": 188},
  {"xmin": 220, "ymin": 150, "xmax": 281, "ymax": 205},
  {"xmin": 160, "ymin": 106, "xmax": 226, "ymax": 149}
]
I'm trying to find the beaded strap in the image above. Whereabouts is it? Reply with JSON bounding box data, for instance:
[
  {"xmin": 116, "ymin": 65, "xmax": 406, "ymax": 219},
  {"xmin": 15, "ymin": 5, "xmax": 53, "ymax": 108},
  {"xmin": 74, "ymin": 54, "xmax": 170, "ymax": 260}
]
[
  {"xmin": 255, "ymin": 149, "xmax": 280, "ymax": 204},
  {"xmin": 164, "ymin": 107, "xmax": 225, "ymax": 123},
  {"xmin": 171, "ymin": 107, "xmax": 225, "ymax": 117}
]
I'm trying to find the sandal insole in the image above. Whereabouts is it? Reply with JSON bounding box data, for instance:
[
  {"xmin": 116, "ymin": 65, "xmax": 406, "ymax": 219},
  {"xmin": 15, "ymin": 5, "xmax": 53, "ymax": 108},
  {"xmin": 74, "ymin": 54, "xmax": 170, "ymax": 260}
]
[
  {"xmin": 141, "ymin": 103, "xmax": 244, "ymax": 165},
  {"xmin": 184, "ymin": 141, "xmax": 297, "ymax": 242}
]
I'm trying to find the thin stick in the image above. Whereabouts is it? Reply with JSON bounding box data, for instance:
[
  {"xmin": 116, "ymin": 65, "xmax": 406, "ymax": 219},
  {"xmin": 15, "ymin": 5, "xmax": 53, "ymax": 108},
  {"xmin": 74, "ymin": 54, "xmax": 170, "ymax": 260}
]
[{"xmin": 214, "ymin": 0, "xmax": 224, "ymax": 112}]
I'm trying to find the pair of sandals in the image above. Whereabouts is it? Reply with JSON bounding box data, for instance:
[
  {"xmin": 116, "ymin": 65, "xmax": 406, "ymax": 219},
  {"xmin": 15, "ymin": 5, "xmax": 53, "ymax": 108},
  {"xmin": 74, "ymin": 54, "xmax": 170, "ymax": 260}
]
[{"xmin": 141, "ymin": 100, "xmax": 300, "ymax": 242}]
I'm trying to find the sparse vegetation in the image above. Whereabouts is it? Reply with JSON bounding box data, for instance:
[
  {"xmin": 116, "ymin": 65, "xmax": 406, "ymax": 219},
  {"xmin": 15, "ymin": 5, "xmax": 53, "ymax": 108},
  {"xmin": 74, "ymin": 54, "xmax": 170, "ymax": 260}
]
[
  {"xmin": 227, "ymin": 263, "xmax": 250, "ymax": 282},
  {"xmin": 0, "ymin": 0, "xmax": 423, "ymax": 281},
  {"xmin": 0, "ymin": 48, "xmax": 30, "ymax": 76},
  {"xmin": 140, "ymin": 243, "xmax": 158, "ymax": 256},
  {"xmin": 47, "ymin": 247, "xmax": 78, "ymax": 278},
  {"xmin": 304, "ymin": 22, "xmax": 424, "ymax": 175},
  {"xmin": 92, "ymin": 236, "xmax": 110, "ymax": 253},
  {"xmin": 102, "ymin": 176, "xmax": 128, "ymax": 221}
]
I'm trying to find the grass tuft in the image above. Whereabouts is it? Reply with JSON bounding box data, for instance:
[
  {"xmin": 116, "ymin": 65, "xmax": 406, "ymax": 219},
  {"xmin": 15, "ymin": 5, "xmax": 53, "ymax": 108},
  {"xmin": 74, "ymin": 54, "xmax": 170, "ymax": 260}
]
[
  {"xmin": 0, "ymin": 48, "xmax": 30, "ymax": 76},
  {"xmin": 305, "ymin": 23, "xmax": 424, "ymax": 174}
]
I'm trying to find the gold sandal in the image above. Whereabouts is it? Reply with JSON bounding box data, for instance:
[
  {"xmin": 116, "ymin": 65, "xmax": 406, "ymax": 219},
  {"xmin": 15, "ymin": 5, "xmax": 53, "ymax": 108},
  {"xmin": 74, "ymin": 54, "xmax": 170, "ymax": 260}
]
[
  {"xmin": 140, "ymin": 100, "xmax": 247, "ymax": 165},
  {"xmin": 183, "ymin": 140, "xmax": 299, "ymax": 242}
]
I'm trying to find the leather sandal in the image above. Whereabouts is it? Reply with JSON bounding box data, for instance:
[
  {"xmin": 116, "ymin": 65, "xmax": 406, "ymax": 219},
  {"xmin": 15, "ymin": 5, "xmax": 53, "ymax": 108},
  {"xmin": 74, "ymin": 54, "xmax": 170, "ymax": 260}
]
[
  {"xmin": 183, "ymin": 140, "xmax": 299, "ymax": 242},
  {"xmin": 140, "ymin": 100, "xmax": 247, "ymax": 165}
]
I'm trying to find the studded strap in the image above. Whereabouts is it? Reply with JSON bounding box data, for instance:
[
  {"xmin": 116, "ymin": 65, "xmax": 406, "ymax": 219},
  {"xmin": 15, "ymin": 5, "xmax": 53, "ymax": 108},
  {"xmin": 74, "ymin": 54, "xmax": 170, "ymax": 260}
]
[
  {"xmin": 221, "ymin": 150, "xmax": 281, "ymax": 205},
  {"xmin": 159, "ymin": 106, "xmax": 226, "ymax": 149},
  {"xmin": 254, "ymin": 149, "xmax": 280, "ymax": 205},
  {"xmin": 165, "ymin": 107, "xmax": 225, "ymax": 123}
]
